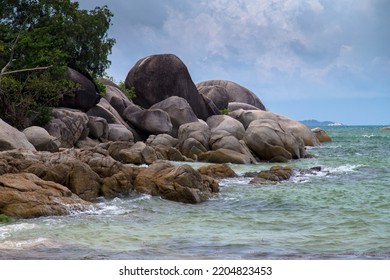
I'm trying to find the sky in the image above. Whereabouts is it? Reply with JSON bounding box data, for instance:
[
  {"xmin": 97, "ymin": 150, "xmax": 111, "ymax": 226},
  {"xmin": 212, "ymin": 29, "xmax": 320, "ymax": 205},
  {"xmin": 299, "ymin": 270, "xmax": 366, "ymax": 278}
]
[{"xmin": 76, "ymin": 0, "xmax": 389, "ymax": 125}]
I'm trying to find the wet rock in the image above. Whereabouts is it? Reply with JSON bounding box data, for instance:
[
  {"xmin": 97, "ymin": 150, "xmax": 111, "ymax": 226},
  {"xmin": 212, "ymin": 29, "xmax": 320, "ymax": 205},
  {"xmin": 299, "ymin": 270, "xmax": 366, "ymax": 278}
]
[
  {"xmin": 312, "ymin": 127, "xmax": 332, "ymax": 142},
  {"xmin": 0, "ymin": 173, "xmax": 91, "ymax": 218},
  {"xmin": 134, "ymin": 161, "xmax": 219, "ymax": 203},
  {"xmin": 250, "ymin": 166, "xmax": 293, "ymax": 185},
  {"xmin": 197, "ymin": 163, "xmax": 237, "ymax": 179}
]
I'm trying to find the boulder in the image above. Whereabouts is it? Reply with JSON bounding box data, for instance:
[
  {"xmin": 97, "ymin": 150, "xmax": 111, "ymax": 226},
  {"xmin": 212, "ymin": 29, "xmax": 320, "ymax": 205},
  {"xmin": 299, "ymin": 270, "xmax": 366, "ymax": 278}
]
[
  {"xmin": 380, "ymin": 126, "xmax": 390, "ymax": 131},
  {"xmin": 250, "ymin": 166, "xmax": 293, "ymax": 185},
  {"xmin": 107, "ymin": 124, "xmax": 134, "ymax": 142},
  {"xmin": 125, "ymin": 54, "xmax": 219, "ymax": 120},
  {"xmin": 87, "ymin": 98, "xmax": 131, "ymax": 129},
  {"xmin": 23, "ymin": 126, "xmax": 60, "ymax": 152},
  {"xmin": 207, "ymin": 115, "xmax": 245, "ymax": 139},
  {"xmin": 45, "ymin": 108, "xmax": 89, "ymax": 148},
  {"xmin": 312, "ymin": 127, "xmax": 332, "ymax": 142},
  {"xmin": 133, "ymin": 161, "xmax": 219, "ymax": 203},
  {"xmin": 178, "ymin": 122, "xmax": 211, "ymax": 160},
  {"xmin": 197, "ymin": 163, "xmax": 237, "ymax": 179},
  {"xmin": 244, "ymin": 119, "xmax": 307, "ymax": 162},
  {"xmin": 118, "ymin": 141, "xmax": 157, "ymax": 165},
  {"xmin": 0, "ymin": 173, "xmax": 91, "ymax": 218},
  {"xmin": 124, "ymin": 108, "xmax": 173, "ymax": 135},
  {"xmin": 60, "ymin": 68, "xmax": 101, "ymax": 111},
  {"xmin": 102, "ymin": 80, "xmax": 132, "ymax": 115},
  {"xmin": 196, "ymin": 80, "xmax": 266, "ymax": 110},
  {"xmin": 87, "ymin": 116, "xmax": 109, "ymax": 139},
  {"xmin": 146, "ymin": 134, "xmax": 178, "ymax": 147},
  {"xmin": 150, "ymin": 96, "xmax": 199, "ymax": 137},
  {"xmin": 0, "ymin": 118, "xmax": 36, "ymax": 151},
  {"xmin": 198, "ymin": 148, "xmax": 253, "ymax": 164},
  {"xmin": 198, "ymin": 85, "xmax": 229, "ymax": 110},
  {"xmin": 277, "ymin": 114, "xmax": 319, "ymax": 146}
]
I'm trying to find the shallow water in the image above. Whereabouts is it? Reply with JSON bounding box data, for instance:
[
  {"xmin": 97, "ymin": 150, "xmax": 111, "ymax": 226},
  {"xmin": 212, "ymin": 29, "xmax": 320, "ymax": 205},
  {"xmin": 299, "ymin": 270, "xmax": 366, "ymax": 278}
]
[{"xmin": 1, "ymin": 126, "xmax": 390, "ymax": 259}]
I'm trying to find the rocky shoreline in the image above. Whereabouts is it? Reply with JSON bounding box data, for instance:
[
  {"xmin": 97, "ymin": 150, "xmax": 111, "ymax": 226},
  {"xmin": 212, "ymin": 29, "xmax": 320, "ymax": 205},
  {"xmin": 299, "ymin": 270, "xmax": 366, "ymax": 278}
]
[{"xmin": 0, "ymin": 53, "xmax": 332, "ymax": 219}]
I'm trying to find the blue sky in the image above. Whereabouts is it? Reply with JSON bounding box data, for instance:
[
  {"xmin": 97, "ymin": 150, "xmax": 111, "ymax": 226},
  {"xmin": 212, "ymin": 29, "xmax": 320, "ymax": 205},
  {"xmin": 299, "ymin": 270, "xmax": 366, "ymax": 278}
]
[{"xmin": 77, "ymin": 0, "xmax": 389, "ymax": 125}]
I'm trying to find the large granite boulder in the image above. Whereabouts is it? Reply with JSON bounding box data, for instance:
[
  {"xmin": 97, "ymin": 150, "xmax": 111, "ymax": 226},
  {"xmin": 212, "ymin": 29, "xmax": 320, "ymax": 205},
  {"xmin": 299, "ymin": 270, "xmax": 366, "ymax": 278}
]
[
  {"xmin": 45, "ymin": 108, "xmax": 89, "ymax": 148},
  {"xmin": 207, "ymin": 115, "xmax": 245, "ymax": 140},
  {"xmin": 125, "ymin": 54, "xmax": 219, "ymax": 120},
  {"xmin": 101, "ymin": 79, "xmax": 132, "ymax": 115},
  {"xmin": 228, "ymin": 102, "xmax": 261, "ymax": 112},
  {"xmin": 178, "ymin": 122, "xmax": 211, "ymax": 160},
  {"xmin": 150, "ymin": 96, "xmax": 199, "ymax": 137},
  {"xmin": 59, "ymin": 68, "xmax": 101, "ymax": 111},
  {"xmin": 196, "ymin": 80, "xmax": 266, "ymax": 110},
  {"xmin": 107, "ymin": 124, "xmax": 134, "ymax": 142},
  {"xmin": 0, "ymin": 118, "xmax": 36, "ymax": 151},
  {"xmin": 0, "ymin": 173, "xmax": 91, "ymax": 218},
  {"xmin": 244, "ymin": 119, "xmax": 307, "ymax": 162},
  {"xmin": 124, "ymin": 108, "xmax": 173, "ymax": 135},
  {"xmin": 198, "ymin": 148, "xmax": 254, "ymax": 164},
  {"xmin": 23, "ymin": 126, "xmax": 59, "ymax": 152},
  {"xmin": 133, "ymin": 160, "xmax": 219, "ymax": 203},
  {"xmin": 198, "ymin": 85, "xmax": 229, "ymax": 110}
]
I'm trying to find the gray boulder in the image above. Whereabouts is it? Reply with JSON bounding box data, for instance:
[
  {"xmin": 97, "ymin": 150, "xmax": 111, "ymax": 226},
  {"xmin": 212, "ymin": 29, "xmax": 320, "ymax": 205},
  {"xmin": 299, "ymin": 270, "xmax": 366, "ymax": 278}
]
[
  {"xmin": 45, "ymin": 108, "xmax": 89, "ymax": 148},
  {"xmin": 107, "ymin": 124, "xmax": 134, "ymax": 142},
  {"xmin": 124, "ymin": 108, "xmax": 173, "ymax": 135},
  {"xmin": 178, "ymin": 122, "xmax": 211, "ymax": 160},
  {"xmin": 196, "ymin": 80, "xmax": 266, "ymax": 110},
  {"xmin": 198, "ymin": 85, "xmax": 229, "ymax": 110},
  {"xmin": 150, "ymin": 96, "xmax": 199, "ymax": 137},
  {"xmin": 59, "ymin": 68, "xmax": 101, "ymax": 111},
  {"xmin": 0, "ymin": 118, "xmax": 36, "ymax": 151},
  {"xmin": 125, "ymin": 54, "xmax": 219, "ymax": 120},
  {"xmin": 244, "ymin": 119, "xmax": 306, "ymax": 162},
  {"xmin": 87, "ymin": 116, "xmax": 109, "ymax": 139},
  {"xmin": 146, "ymin": 134, "xmax": 178, "ymax": 147},
  {"xmin": 23, "ymin": 126, "xmax": 59, "ymax": 152},
  {"xmin": 198, "ymin": 148, "xmax": 253, "ymax": 164},
  {"xmin": 207, "ymin": 115, "xmax": 245, "ymax": 140}
]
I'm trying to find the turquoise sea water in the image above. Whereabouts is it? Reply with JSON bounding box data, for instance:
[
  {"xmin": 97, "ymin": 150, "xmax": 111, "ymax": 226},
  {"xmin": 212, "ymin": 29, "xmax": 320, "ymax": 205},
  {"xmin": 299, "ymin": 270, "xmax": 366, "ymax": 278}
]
[{"xmin": 1, "ymin": 126, "xmax": 389, "ymax": 259}]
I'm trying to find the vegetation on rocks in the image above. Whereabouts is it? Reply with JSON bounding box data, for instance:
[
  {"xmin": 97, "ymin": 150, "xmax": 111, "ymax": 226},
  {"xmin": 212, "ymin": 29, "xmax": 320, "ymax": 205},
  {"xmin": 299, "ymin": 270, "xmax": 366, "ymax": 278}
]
[{"xmin": 0, "ymin": 0, "xmax": 115, "ymax": 129}]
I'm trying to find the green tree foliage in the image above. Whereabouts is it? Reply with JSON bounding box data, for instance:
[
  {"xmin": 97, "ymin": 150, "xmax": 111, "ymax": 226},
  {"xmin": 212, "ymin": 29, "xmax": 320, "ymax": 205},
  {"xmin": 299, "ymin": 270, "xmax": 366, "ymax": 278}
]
[{"xmin": 0, "ymin": 0, "xmax": 115, "ymax": 129}]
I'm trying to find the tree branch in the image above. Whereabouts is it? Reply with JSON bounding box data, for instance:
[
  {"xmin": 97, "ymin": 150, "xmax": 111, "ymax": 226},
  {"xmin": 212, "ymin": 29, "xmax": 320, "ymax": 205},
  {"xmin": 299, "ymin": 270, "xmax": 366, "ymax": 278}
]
[{"xmin": 0, "ymin": 65, "xmax": 53, "ymax": 76}]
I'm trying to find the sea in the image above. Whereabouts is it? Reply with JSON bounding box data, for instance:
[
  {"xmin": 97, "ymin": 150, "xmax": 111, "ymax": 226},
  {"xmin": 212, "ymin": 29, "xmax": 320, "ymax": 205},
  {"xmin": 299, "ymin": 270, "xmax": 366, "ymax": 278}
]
[{"xmin": 1, "ymin": 126, "xmax": 389, "ymax": 260}]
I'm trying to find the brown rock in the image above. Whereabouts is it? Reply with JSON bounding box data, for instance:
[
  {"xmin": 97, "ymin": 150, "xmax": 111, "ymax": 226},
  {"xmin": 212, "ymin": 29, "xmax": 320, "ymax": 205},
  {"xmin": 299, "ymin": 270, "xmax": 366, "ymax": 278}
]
[
  {"xmin": 197, "ymin": 163, "xmax": 237, "ymax": 179},
  {"xmin": 250, "ymin": 166, "xmax": 293, "ymax": 185},
  {"xmin": 312, "ymin": 127, "xmax": 332, "ymax": 142},
  {"xmin": 0, "ymin": 173, "xmax": 91, "ymax": 218},
  {"xmin": 134, "ymin": 161, "xmax": 219, "ymax": 203}
]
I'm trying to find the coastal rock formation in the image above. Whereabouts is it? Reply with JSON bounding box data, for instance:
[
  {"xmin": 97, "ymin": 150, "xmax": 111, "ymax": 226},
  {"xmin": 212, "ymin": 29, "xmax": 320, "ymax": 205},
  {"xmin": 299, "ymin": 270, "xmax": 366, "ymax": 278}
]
[
  {"xmin": 0, "ymin": 173, "xmax": 91, "ymax": 218},
  {"xmin": 379, "ymin": 126, "xmax": 390, "ymax": 131},
  {"xmin": 134, "ymin": 160, "xmax": 219, "ymax": 203},
  {"xmin": 23, "ymin": 126, "xmax": 60, "ymax": 152},
  {"xmin": 178, "ymin": 122, "xmax": 211, "ymax": 160},
  {"xmin": 0, "ymin": 118, "xmax": 36, "ymax": 151},
  {"xmin": 197, "ymin": 163, "xmax": 237, "ymax": 179},
  {"xmin": 60, "ymin": 68, "xmax": 101, "ymax": 111},
  {"xmin": 45, "ymin": 108, "xmax": 89, "ymax": 148},
  {"xmin": 312, "ymin": 127, "xmax": 332, "ymax": 142},
  {"xmin": 250, "ymin": 166, "xmax": 293, "ymax": 185},
  {"xmin": 196, "ymin": 80, "xmax": 266, "ymax": 110},
  {"xmin": 124, "ymin": 108, "xmax": 173, "ymax": 135},
  {"xmin": 125, "ymin": 54, "xmax": 219, "ymax": 120},
  {"xmin": 197, "ymin": 85, "xmax": 229, "ymax": 110},
  {"xmin": 228, "ymin": 102, "xmax": 261, "ymax": 111},
  {"xmin": 150, "ymin": 96, "xmax": 199, "ymax": 137}
]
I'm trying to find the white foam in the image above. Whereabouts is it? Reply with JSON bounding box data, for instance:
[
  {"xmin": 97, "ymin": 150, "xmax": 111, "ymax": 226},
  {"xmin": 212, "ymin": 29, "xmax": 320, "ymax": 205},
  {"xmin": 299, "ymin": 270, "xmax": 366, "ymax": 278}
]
[{"xmin": 0, "ymin": 237, "xmax": 62, "ymax": 250}]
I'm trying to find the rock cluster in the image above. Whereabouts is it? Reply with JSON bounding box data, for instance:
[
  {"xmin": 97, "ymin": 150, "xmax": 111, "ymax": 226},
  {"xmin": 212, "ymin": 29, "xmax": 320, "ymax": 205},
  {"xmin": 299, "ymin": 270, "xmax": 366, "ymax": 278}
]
[{"xmin": 0, "ymin": 53, "xmax": 332, "ymax": 219}]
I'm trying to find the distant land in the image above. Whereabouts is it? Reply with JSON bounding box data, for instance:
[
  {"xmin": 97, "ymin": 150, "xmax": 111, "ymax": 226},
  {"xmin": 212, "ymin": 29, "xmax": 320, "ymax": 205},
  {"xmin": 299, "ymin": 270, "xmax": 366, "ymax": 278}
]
[{"xmin": 301, "ymin": 120, "xmax": 344, "ymax": 127}]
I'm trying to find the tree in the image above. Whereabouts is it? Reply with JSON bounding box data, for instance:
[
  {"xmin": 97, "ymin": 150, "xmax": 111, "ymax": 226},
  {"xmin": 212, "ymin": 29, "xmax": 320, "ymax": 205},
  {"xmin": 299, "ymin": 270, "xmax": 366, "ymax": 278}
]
[{"xmin": 0, "ymin": 0, "xmax": 115, "ymax": 129}]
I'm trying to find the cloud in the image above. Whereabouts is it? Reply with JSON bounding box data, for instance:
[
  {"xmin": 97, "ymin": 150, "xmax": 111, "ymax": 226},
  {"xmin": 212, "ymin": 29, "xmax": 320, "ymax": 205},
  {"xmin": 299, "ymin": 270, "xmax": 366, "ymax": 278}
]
[{"xmin": 77, "ymin": 0, "xmax": 390, "ymax": 104}]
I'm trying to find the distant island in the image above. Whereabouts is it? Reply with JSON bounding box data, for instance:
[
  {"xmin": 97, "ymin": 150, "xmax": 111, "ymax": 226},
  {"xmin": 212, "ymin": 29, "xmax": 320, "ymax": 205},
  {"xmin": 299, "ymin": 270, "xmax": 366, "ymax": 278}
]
[{"xmin": 301, "ymin": 120, "xmax": 344, "ymax": 127}]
